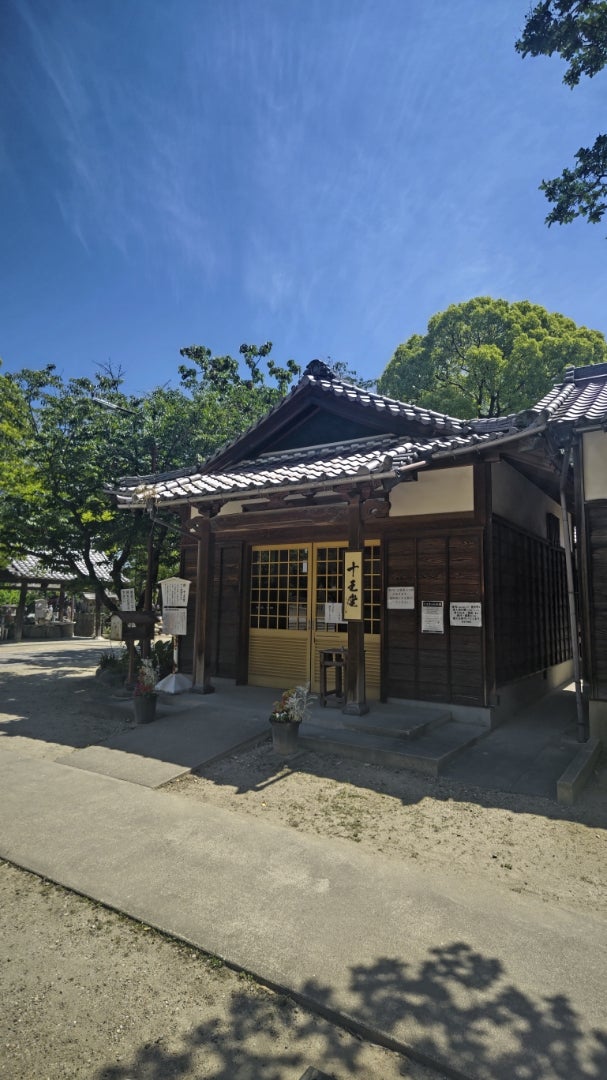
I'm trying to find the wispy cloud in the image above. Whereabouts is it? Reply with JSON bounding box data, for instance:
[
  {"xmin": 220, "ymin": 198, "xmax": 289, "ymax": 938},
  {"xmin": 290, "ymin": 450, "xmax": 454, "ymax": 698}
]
[{"xmin": 13, "ymin": 1, "xmax": 217, "ymax": 280}]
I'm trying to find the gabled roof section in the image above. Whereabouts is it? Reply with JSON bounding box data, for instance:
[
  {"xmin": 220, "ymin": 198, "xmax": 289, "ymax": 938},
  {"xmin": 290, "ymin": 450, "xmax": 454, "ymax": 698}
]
[
  {"xmin": 202, "ymin": 359, "xmax": 472, "ymax": 473},
  {"xmin": 531, "ymin": 363, "xmax": 607, "ymax": 426},
  {"xmin": 110, "ymin": 361, "xmax": 551, "ymax": 510}
]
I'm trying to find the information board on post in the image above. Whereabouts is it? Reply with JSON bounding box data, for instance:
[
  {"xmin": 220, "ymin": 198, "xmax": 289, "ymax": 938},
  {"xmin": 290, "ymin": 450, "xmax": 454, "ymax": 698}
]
[
  {"xmin": 162, "ymin": 607, "xmax": 188, "ymax": 636},
  {"xmin": 159, "ymin": 577, "xmax": 190, "ymax": 609},
  {"xmin": 120, "ymin": 588, "xmax": 136, "ymax": 612}
]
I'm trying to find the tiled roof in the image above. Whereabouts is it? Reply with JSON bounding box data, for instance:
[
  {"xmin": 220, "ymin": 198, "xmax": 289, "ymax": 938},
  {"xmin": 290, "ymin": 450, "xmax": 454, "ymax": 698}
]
[
  {"xmin": 202, "ymin": 368, "xmax": 471, "ymax": 471},
  {"xmin": 532, "ymin": 373, "xmax": 607, "ymax": 424},
  {"xmin": 107, "ymin": 361, "xmax": 607, "ymax": 511},
  {"xmin": 112, "ymin": 427, "xmax": 510, "ymax": 509},
  {"xmin": 3, "ymin": 552, "xmax": 113, "ymax": 583}
]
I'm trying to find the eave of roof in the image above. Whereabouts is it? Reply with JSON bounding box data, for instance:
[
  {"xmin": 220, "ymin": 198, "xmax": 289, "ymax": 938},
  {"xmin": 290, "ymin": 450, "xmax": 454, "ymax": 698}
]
[{"xmin": 110, "ymin": 423, "xmax": 526, "ymax": 510}]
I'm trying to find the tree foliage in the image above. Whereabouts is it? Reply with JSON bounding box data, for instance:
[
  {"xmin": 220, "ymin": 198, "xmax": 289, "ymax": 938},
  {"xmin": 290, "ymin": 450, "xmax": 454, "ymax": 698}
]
[
  {"xmin": 516, "ymin": 1, "xmax": 607, "ymax": 227},
  {"xmin": 377, "ymin": 296, "xmax": 607, "ymax": 417},
  {"xmin": 0, "ymin": 344, "xmax": 301, "ymax": 608}
]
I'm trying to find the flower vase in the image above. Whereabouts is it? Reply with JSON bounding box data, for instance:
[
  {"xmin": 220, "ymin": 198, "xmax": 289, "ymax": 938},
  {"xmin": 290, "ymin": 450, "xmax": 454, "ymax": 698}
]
[
  {"xmin": 134, "ymin": 694, "xmax": 157, "ymax": 724},
  {"xmin": 270, "ymin": 719, "xmax": 300, "ymax": 756}
]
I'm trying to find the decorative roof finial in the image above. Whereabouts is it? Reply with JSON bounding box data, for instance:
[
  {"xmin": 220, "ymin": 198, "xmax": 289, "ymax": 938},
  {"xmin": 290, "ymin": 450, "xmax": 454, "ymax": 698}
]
[{"xmin": 304, "ymin": 359, "xmax": 336, "ymax": 381}]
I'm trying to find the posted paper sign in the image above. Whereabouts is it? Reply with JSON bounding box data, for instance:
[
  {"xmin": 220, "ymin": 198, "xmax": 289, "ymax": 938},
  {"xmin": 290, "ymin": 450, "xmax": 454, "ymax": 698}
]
[
  {"xmin": 421, "ymin": 600, "xmax": 444, "ymax": 634},
  {"xmin": 450, "ymin": 602, "xmax": 482, "ymax": 627},
  {"xmin": 387, "ymin": 586, "xmax": 415, "ymax": 610},
  {"xmin": 120, "ymin": 589, "xmax": 136, "ymax": 612},
  {"xmin": 162, "ymin": 607, "xmax": 188, "ymax": 636},
  {"xmin": 159, "ymin": 577, "xmax": 190, "ymax": 608},
  {"xmin": 324, "ymin": 603, "xmax": 343, "ymax": 624}
]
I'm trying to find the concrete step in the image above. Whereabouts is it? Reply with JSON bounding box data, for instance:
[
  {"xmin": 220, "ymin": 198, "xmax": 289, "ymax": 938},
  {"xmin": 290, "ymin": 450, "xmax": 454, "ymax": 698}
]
[
  {"xmin": 298, "ymin": 719, "xmax": 489, "ymax": 776},
  {"xmin": 342, "ymin": 707, "xmax": 451, "ymax": 741}
]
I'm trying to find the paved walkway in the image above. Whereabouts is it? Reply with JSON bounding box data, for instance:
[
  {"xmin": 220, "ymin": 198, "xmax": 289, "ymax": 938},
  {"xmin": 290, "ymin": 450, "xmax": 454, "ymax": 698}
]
[
  {"xmin": 56, "ymin": 681, "xmax": 276, "ymax": 787},
  {"xmin": 1, "ymin": 742, "xmax": 605, "ymax": 1080}
]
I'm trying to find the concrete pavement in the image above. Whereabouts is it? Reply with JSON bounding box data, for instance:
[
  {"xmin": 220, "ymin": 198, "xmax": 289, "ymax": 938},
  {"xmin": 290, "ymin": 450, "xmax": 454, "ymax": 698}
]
[
  {"xmin": 55, "ymin": 681, "xmax": 276, "ymax": 787},
  {"xmin": 1, "ymin": 744, "xmax": 605, "ymax": 1080}
]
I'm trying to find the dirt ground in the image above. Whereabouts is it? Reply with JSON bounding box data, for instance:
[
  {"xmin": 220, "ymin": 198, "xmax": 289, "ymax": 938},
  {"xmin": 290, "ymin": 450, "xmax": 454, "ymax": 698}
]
[
  {"xmin": 0, "ymin": 641, "xmax": 441, "ymax": 1080},
  {"xmin": 1, "ymin": 639, "xmax": 606, "ymax": 1078},
  {"xmin": 1, "ymin": 861, "xmax": 437, "ymax": 1080}
]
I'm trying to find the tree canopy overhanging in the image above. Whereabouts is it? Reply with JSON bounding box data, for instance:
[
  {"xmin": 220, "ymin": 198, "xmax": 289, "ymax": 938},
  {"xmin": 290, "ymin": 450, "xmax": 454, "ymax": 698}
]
[
  {"xmin": 376, "ymin": 296, "xmax": 607, "ymax": 417},
  {"xmin": 0, "ymin": 345, "xmax": 301, "ymax": 609},
  {"xmin": 516, "ymin": 1, "xmax": 607, "ymax": 228}
]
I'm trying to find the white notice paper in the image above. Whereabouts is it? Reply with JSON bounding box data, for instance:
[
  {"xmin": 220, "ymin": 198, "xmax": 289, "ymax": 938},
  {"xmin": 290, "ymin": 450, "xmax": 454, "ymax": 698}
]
[
  {"xmin": 162, "ymin": 607, "xmax": 188, "ymax": 636},
  {"xmin": 324, "ymin": 603, "xmax": 343, "ymax": 624},
  {"xmin": 421, "ymin": 600, "xmax": 444, "ymax": 634},
  {"xmin": 450, "ymin": 602, "xmax": 482, "ymax": 627},
  {"xmin": 387, "ymin": 586, "xmax": 415, "ymax": 610},
  {"xmin": 120, "ymin": 588, "xmax": 136, "ymax": 612}
]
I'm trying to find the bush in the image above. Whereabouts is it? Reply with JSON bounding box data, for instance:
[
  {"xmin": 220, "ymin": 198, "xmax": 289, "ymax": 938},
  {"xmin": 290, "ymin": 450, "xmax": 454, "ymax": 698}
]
[{"xmin": 152, "ymin": 638, "xmax": 174, "ymax": 679}]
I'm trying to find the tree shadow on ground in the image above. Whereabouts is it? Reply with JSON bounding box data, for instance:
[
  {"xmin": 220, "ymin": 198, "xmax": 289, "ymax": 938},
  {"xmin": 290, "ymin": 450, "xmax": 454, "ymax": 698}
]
[
  {"xmin": 191, "ymin": 740, "xmax": 607, "ymax": 832},
  {"xmin": 0, "ymin": 646, "xmax": 130, "ymax": 751},
  {"xmin": 93, "ymin": 943, "xmax": 607, "ymax": 1080}
]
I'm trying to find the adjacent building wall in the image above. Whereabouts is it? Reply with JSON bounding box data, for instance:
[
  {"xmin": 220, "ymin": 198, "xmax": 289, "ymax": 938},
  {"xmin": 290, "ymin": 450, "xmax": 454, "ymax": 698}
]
[
  {"xmin": 581, "ymin": 429, "xmax": 607, "ymax": 740},
  {"xmin": 389, "ymin": 466, "xmax": 474, "ymax": 517},
  {"xmin": 491, "ymin": 460, "xmax": 563, "ymax": 541}
]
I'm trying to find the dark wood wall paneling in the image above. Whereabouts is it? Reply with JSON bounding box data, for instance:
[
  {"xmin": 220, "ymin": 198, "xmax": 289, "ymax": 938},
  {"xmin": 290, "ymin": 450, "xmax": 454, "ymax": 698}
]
[
  {"xmin": 178, "ymin": 536, "xmax": 244, "ymax": 680},
  {"xmin": 385, "ymin": 531, "xmax": 485, "ymax": 706},
  {"xmin": 212, "ymin": 543, "xmax": 244, "ymax": 678},
  {"xmin": 492, "ymin": 516, "xmax": 571, "ymax": 686},
  {"xmin": 587, "ymin": 501, "xmax": 607, "ymax": 698}
]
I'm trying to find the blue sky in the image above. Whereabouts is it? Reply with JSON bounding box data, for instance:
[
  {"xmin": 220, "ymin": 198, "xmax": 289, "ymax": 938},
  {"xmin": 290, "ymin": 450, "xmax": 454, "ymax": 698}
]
[{"xmin": 2, "ymin": 0, "xmax": 607, "ymax": 395}]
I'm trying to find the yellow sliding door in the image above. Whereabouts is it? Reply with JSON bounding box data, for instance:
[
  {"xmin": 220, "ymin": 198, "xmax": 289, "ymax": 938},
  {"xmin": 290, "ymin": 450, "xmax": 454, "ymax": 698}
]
[{"xmin": 248, "ymin": 542, "xmax": 381, "ymax": 699}]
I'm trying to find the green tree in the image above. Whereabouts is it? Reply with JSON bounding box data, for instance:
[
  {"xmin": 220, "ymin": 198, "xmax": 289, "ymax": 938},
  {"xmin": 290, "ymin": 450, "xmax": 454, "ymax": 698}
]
[
  {"xmin": 516, "ymin": 1, "xmax": 607, "ymax": 227},
  {"xmin": 377, "ymin": 296, "xmax": 607, "ymax": 417},
  {"xmin": 0, "ymin": 365, "xmax": 160, "ymax": 609},
  {"xmin": 0, "ymin": 343, "xmax": 301, "ymax": 607},
  {"xmin": 0, "ymin": 363, "xmax": 38, "ymax": 534}
]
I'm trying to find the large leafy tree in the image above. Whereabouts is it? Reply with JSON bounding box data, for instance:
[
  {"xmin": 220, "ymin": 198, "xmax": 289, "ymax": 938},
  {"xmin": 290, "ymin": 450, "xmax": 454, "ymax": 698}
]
[
  {"xmin": 0, "ymin": 365, "xmax": 161, "ymax": 608},
  {"xmin": 0, "ymin": 344, "xmax": 301, "ymax": 607},
  {"xmin": 0, "ymin": 364, "xmax": 38, "ymax": 562},
  {"xmin": 516, "ymin": 1, "xmax": 607, "ymax": 227},
  {"xmin": 377, "ymin": 296, "xmax": 607, "ymax": 417}
]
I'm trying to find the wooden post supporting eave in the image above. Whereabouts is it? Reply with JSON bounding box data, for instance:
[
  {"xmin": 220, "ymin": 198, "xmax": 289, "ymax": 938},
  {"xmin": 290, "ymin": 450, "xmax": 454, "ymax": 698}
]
[
  {"xmin": 191, "ymin": 509, "xmax": 216, "ymax": 694},
  {"xmin": 13, "ymin": 581, "xmax": 28, "ymax": 643},
  {"xmin": 343, "ymin": 489, "xmax": 369, "ymax": 716}
]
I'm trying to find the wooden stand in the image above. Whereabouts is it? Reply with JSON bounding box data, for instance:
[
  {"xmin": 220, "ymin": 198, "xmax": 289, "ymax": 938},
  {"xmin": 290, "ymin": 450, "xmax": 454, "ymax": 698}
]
[{"xmin": 319, "ymin": 647, "xmax": 348, "ymax": 708}]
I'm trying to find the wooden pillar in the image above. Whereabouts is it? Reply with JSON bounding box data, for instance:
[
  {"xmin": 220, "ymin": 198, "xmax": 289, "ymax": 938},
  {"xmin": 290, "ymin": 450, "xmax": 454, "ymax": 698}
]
[
  {"xmin": 192, "ymin": 510, "xmax": 216, "ymax": 694},
  {"xmin": 13, "ymin": 581, "xmax": 28, "ymax": 642},
  {"xmin": 475, "ymin": 460, "xmax": 497, "ymax": 707},
  {"xmin": 58, "ymin": 584, "xmax": 66, "ymax": 622},
  {"xmin": 343, "ymin": 489, "xmax": 369, "ymax": 715}
]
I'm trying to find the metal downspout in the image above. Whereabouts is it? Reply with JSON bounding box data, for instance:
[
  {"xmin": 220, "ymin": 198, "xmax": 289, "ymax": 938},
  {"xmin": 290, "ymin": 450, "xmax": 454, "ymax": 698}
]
[{"xmin": 559, "ymin": 442, "xmax": 587, "ymax": 742}]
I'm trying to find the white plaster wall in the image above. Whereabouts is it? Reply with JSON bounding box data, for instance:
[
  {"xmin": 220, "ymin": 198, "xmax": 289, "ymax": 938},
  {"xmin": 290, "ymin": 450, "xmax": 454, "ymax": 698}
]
[
  {"xmin": 583, "ymin": 429, "xmax": 607, "ymax": 501},
  {"xmin": 389, "ymin": 466, "xmax": 474, "ymax": 517},
  {"xmin": 492, "ymin": 460, "xmax": 562, "ymax": 539}
]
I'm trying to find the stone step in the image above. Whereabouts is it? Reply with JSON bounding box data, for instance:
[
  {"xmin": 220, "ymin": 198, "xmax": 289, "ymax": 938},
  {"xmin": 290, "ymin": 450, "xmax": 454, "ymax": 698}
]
[
  {"xmin": 298, "ymin": 719, "xmax": 489, "ymax": 776},
  {"xmin": 342, "ymin": 707, "xmax": 451, "ymax": 741}
]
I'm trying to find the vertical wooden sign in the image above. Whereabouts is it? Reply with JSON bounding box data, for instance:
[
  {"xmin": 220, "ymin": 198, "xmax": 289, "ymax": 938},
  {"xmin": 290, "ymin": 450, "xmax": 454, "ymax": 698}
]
[{"xmin": 344, "ymin": 550, "xmax": 363, "ymax": 620}]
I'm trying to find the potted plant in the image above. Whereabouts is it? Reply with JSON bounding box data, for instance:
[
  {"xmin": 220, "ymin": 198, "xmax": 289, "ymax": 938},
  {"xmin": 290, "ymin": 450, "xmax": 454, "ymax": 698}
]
[
  {"xmin": 269, "ymin": 684, "xmax": 312, "ymax": 755},
  {"xmin": 133, "ymin": 658, "xmax": 158, "ymax": 724}
]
